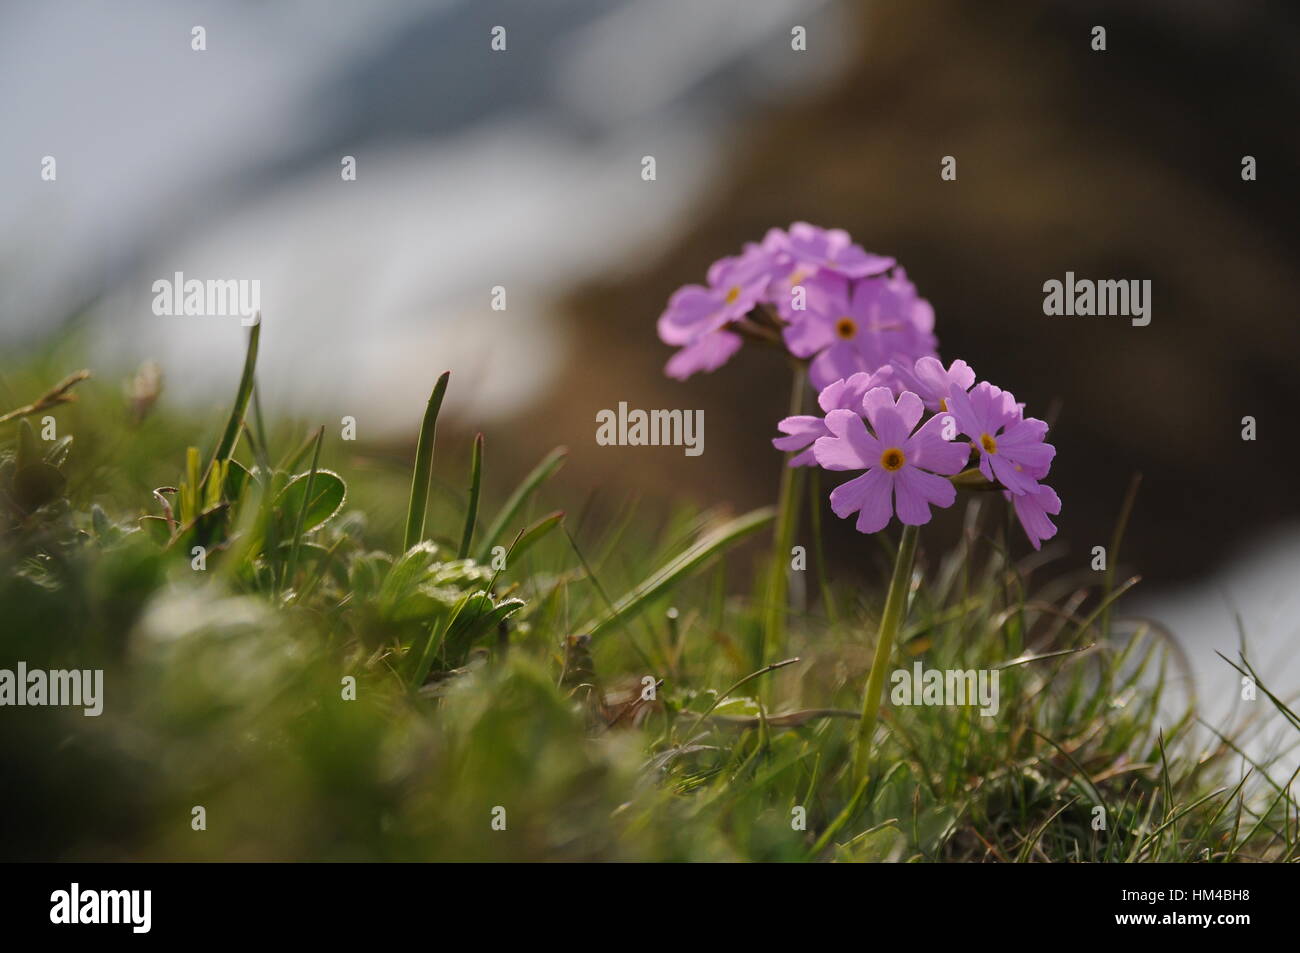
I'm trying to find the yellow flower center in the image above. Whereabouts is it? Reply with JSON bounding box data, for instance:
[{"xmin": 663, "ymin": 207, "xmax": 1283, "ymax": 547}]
[
  {"xmin": 937, "ymin": 398, "xmax": 948, "ymax": 412},
  {"xmin": 835, "ymin": 317, "xmax": 857, "ymax": 339},
  {"xmin": 880, "ymin": 447, "xmax": 906, "ymax": 471},
  {"xmin": 980, "ymin": 433, "xmax": 998, "ymax": 455},
  {"xmin": 725, "ymin": 285, "xmax": 741, "ymax": 304}
]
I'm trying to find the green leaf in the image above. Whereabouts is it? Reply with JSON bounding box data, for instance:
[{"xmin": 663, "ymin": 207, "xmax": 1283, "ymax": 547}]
[
  {"xmin": 224, "ymin": 459, "xmax": 253, "ymax": 501},
  {"xmin": 408, "ymin": 591, "xmax": 526, "ymax": 685},
  {"xmin": 180, "ymin": 445, "xmax": 201, "ymax": 525},
  {"xmin": 443, "ymin": 595, "xmax": 525, "ymax": 664},
  {"xmin": 274, "ymin": 468, "xmax": 346, "ymax": 537},
  {"xmin": 43, "ymin": 435, "xmax": 73, "ymax": 468},
  {"xmin": 348, "ymin": 551, "xmax": 392, "ymax": 601},
  {"xmin": 12, "ymin": 462, "xmax": 66, "ymax": 511},
  {"xmin": 711, "ymin": 696, "xmax": 763, "ymax": 718},
  {"xmin": 138, "ymin": 515, "xmax": 174, "ymax": 546},
  {"xmin": 376, "ymin": 549, "xmax": 493, "ymax": 623},
  {"xmin": 15, "ymin": 419, "xmax": 38, "ymax": 472},
  {"xmin": 834, "ymin": 822, "xmax": 904, "ymax": 863},
  {"xmin": 377, "ymin": 542, "xmax": 440, "ymax": 620},
  {"xmin": 282, "ymin": 427, "xmax": 324, "ymax": 592}
]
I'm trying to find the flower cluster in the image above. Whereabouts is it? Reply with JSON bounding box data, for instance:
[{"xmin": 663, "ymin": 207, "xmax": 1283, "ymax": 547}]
[
  {"xmin": 658, "ymin": 223, "xmax": 1061, "ymax": 549},
  {"xmin": 656, "ymin": 223, "xmax": 936, "ymax": 389},
  {"xmin": 799, "ymin": 358, "xmax": 1061, "ymax": 548}
]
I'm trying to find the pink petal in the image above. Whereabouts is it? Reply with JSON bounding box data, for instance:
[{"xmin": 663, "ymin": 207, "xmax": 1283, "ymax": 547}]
[
  {"xmin": 782, "ymin": 313, "xmax": 836, "ymax": 359},
  {"xmin": 772, "ymin": 415, "xmax": 826, "ymax": 452},
  {"xmin": 998, "ymin": 416, "xmax": 1049, "ymax": 448},
  {"xmin": 818, "ymin": 371, "xmax": 876, "ymax": 413},
  {"xmin": 894, "ymin": 466, "xmax": 956, "ymax": 525},
  {"xmin": 813, "ymin": 409, "xmax": 880, "ymax": 471},
  {"xmin": 809, "ymin": 342, "xmax": 867, "ymax": 391},
  {"xmin": 863, "ymin": 388, "xmax": 910, "ymax": 447},
  {"xmin": 1011, "ymin": 484, "xmax": 1061, "ymax": 550},
  {"xmin": 827, "ymin": 467, "xmax": 893, "ymax": 533},
  {"xmin": 894, "ymin": 391, "xmax": 925, "ymax": 435},
  {"xmin": 943, "ymin": 382, "xmax": 981, "ymax": 440},
  {"xmin": 906, "ymin": 414, "xmax": 970, "ymax": 475},
  {"xmin": 664, "ymin": 331, "xmax": 742, "ymax": 380},
  {"xmin": 988, "ymin": 452, "xmax": 1039, "ymax": 496},
  {"xmin": 657, "ymin": 285, "xmax": 719, "ymax": 345}
]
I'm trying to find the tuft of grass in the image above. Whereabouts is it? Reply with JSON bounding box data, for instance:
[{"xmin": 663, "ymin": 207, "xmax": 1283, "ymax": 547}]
[{"xmin": 0, "ymin": 343, "xmax": 1296, "ymax": 863}]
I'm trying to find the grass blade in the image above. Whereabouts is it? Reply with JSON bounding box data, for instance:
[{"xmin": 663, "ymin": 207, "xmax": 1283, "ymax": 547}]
[
  {"xmin": 1101, "ymin": 472, "xmax": 1141, "ymax": 639},
  {"xmin": 404, "ymin": 371, "xmax": 451, "ymax": 551},
  {"xmin": 475, "ymin": 446, "xmax": 567, "ymax": 563},
  {"xmin": 457, "ymin": 432, "xmax": 484, "ymax": 559},
  {"xmin": 586, "ymin": 506, "xmax": 774, "ymax": 639},
  {"xmin": 284, "ymin": 425, "xmax": 324, "ymax": 593},
  {"xmin": 206, "ymin": 321, "xmax": 261, "ymax": 487},
  {"xmin": 504, "ymin": 509, "xmax": 565, "ymax": 567}
]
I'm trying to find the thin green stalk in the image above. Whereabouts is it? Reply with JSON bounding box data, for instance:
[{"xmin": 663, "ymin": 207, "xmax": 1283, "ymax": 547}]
[
  {"xmin": 404, "ymin": 371, "xmax": 451, "ymax": 551},
  {"xmin": 284, "ymin": 426, "xmax": 324, "ymax": 594},
  {"xmin": 476, "ymin": 446, "xmax": 567, "ymax": 563},
  {"xmin": 853, "ymin": 523, "xmax": 919, "ymax": 785},
  {"xmin": 808, "ymin": 468, "xmax": 837, "ymax": 626},
  {"xmin": 0, "ymin": 369, "xmax": 90, "ymax": 426},
  {"xmin": 205, "ymin": 321, "xmax": 260, "ymax": 487},
  {"xmin": 457, "ymin": 433, "xmax": 484, "ymax": 559},
  {"xmin": 1101, "ymin": 473, "xmax": 1141, "ymax": 640},
  {"xmin": 762, "ymin": 363, "xmax": 807, "ymax": 664},
  {"xmin": 250, "ymin": 382, "xmax": 272, "ymax": 474}
]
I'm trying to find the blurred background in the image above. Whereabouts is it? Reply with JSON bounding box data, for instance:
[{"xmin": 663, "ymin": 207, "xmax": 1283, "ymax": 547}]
[{"xmin": 2, "ymin": 0, "xmax": 1297, "ymax": 726}]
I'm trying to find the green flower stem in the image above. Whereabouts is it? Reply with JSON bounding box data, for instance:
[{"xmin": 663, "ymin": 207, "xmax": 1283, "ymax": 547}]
[
  {"xmin": 853, "ymin": 522, "xmax": 919, "ymax": 785},
  {"xmin": 762, "ymin": 363, "xmax": 807, "ymax": 665}
]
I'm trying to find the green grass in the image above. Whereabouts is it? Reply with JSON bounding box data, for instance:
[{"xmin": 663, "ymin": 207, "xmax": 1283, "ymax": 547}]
[{"xmin": 0, "ymin": 334, "xmax": 1296, "ymax": 862}]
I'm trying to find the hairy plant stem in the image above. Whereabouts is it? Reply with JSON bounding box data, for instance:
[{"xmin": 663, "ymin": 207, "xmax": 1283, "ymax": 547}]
[
  {"xmin": 761, "ymin": 362, "xmax": 807, "ymax": 665},
  {"xmin": 853, "ymin": 522, "xmax": 919, "ymax": 785}
]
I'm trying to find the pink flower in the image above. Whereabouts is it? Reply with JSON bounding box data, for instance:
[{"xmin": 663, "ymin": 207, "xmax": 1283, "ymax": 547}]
[
  {"xmin": 944, "ymin": 380, "xmax": 1054, "ymax": 497},
  {"xmin": 763, "ymin": 223, "xmax": 895, "ymax": 320},
  {"xmin": 657, "ymin": 243, "xmax": 779, "ymax": 380},
  {"xmin": 655, "ymin": 224, "xmax": 920, "ymax": 384},
  {"xmin": 783, "ymin": 270, "xmax": 938, "ymax": 391},
  {"xmin": 771, "ymin": 370, "xmax": 891, "ymax": 467},
  {"xmin": 890, "ymin": 356, "xmax": 976, "ymax": 413},
  {"xmin": 813, "ymin": 388, "xmax": 968, "ymax": 533},
  {"xmin": 1007, "ymin": 483, "xmax": 1062, "ymax": 551},
  {"xmin": 663, "ymin": 330, "xmax": 743, "ymax": 380},
  {"xmin": 777, "ymin": 222, "xmax": 896, "ymax": 279},
  {"xmin": 940, "ymin": 376, "xmax": 1061, "ymax": 549}
]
